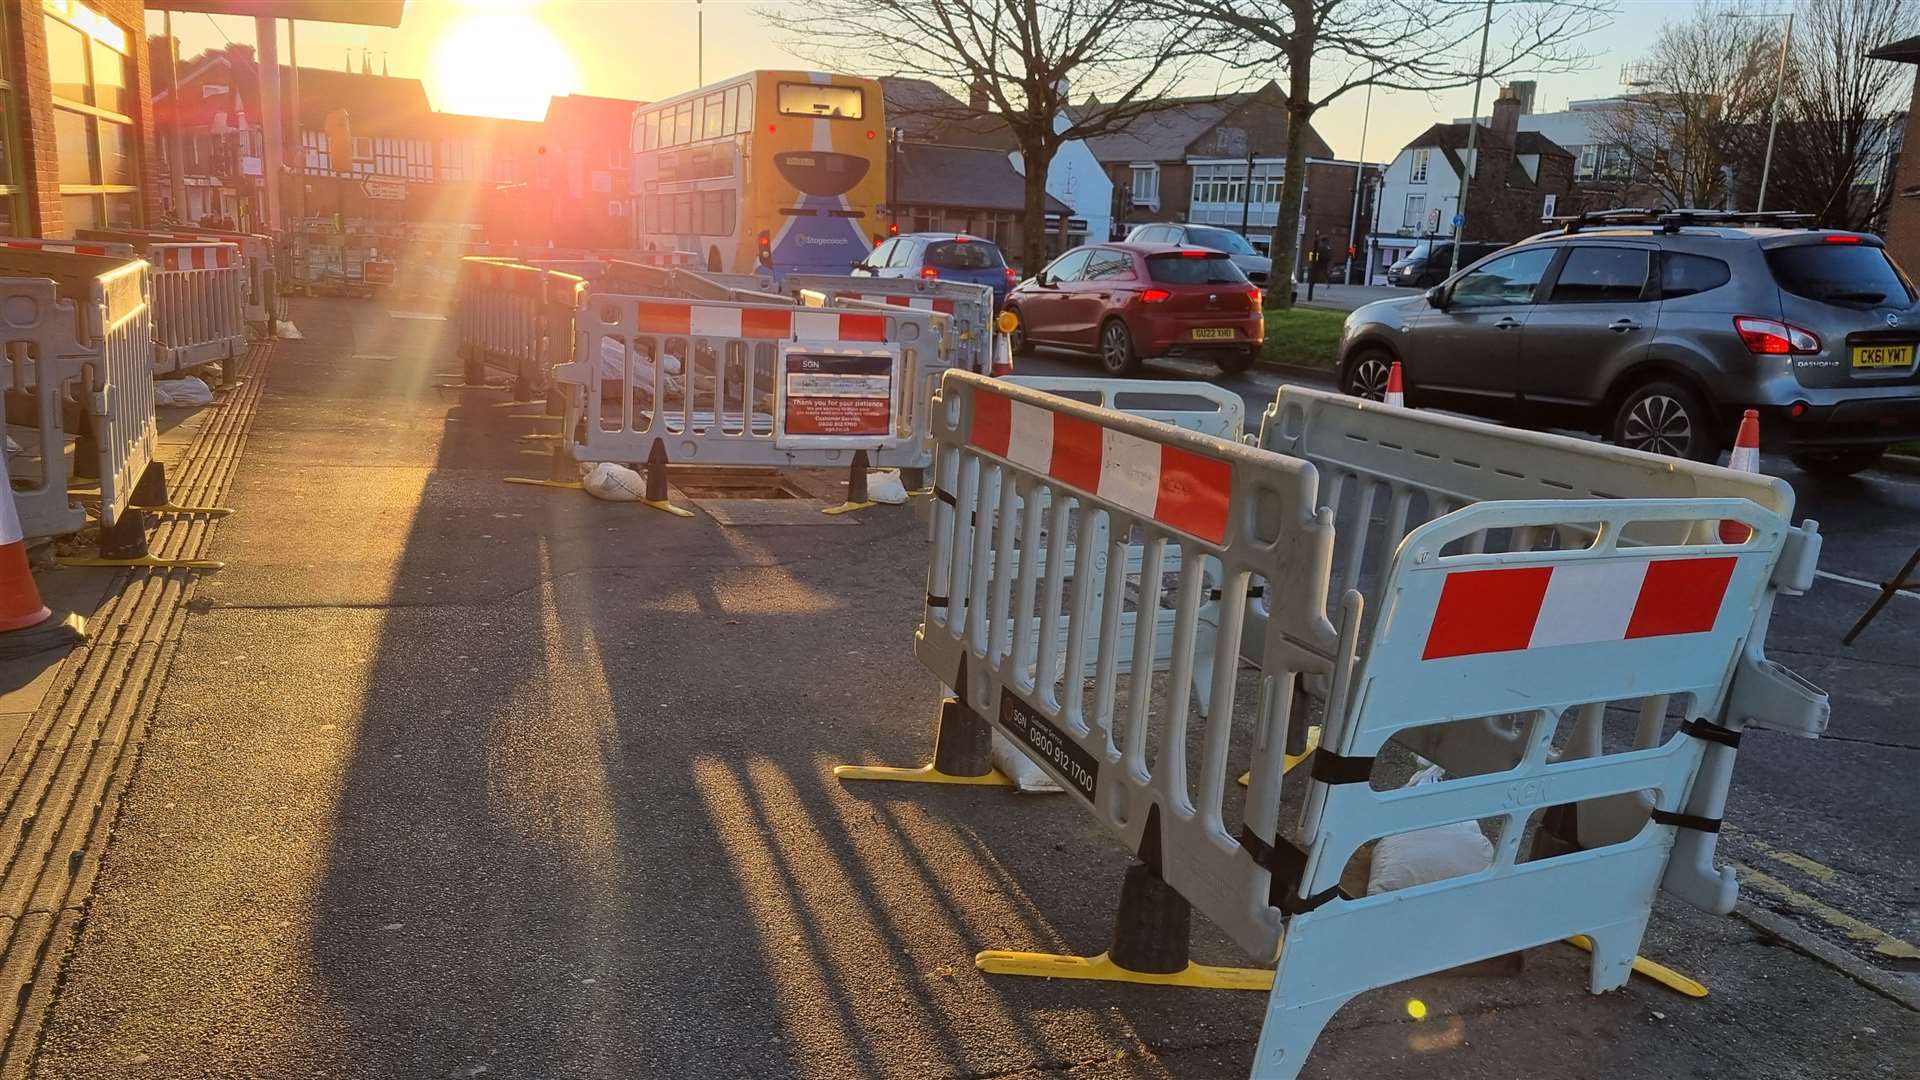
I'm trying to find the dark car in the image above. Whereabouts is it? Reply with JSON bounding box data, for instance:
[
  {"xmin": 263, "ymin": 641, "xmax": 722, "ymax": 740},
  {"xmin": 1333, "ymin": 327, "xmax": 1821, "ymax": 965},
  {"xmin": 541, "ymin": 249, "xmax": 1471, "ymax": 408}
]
[
  {"xmin": 852, "ymin": 233, "xmax": 1016, "ymax": 308},
  {"xmin": 1386, "ymin": 241, "xmax": 1509, "ymax": 288},
  {"xmin": 1337, "ymin": 209, "xmax": 1920, "ymax": 473},
  {"xmin": 1004, "ymin": 243, "xmax": 1263, "ymax": 375}
]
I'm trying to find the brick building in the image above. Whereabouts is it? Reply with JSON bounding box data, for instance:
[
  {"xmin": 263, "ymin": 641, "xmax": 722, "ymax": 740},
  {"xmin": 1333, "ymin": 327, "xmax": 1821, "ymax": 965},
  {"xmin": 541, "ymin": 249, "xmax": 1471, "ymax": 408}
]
[
  {"xmin": 1367, "ymin": 85, "xmax": 1583, "ymax": 281},
  {"xmin": 1, "ymin": 0, "xmax": 164, "ymax": 237},
  {"xmin": 1869, "ymin": 35, "xmax": 1920, "ymax": 272},
  {"xmin": 150, "ymin": 42, "xmax": 638, "ymax": 248}
]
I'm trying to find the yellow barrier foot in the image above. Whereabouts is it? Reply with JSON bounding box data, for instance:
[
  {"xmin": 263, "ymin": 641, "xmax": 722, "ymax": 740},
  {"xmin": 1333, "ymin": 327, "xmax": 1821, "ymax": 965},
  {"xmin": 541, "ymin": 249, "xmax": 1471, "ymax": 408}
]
[
  {"xmin": 519, "ymin": 448, "xmax": 551, "ymax": 459},
  {"xmin": 822, "ymin": 500, "xmax": 877, "ymax": 516},
  {"xmin": 508, "ymin": 414, "xmax": 559, "ymax": 421},
  {"xmin": 133, "ymin": 503, "xmax": 234, "ymax": 517},
  {"xmin": 517, "ymin": 433, "xmax": 562, "ymax": 442},
  {"xmin": 1238, "ymin": 724, "xmax": 1322, "ymax": 786},
  {"xmin": 435, "ymin": 382, "xmax": 507, "ymax": 390},
  {"xmin": 1564, "ymin": 936, "xmax": 1707, "ymax": 998},
  {"xmin": 974, "ymin": 949, "xmax": 1272, "ymax": 990},
  {"xmin": 644, "ymin": 498, "xmax": 696, "ymax": 518},
  {"xmin": 833, "ymin": 762, "xmax": 1013, "ymax": 786},
  {"xmin": 60, "ymin": 555, "xmax": 225, "ymax": 570},
  {"xmin": 504, "ymin": 478, "xmax": 584, "ymax": 490}
]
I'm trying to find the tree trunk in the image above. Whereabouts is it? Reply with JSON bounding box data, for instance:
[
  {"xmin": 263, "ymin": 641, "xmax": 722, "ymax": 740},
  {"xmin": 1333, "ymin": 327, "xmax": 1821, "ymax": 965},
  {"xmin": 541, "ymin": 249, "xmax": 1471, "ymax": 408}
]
[
  {"xmin": 1266, "ymin": 34, "xmax": 1316, "ymax": 311},
  {"xmin": 1021, "ymin": 143, "xmax": 1054, "ymax": 277}
]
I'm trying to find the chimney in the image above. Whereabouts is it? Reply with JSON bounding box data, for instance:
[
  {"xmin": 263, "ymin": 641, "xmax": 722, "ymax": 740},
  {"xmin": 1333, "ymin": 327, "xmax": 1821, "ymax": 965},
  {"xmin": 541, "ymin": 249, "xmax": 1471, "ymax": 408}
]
[
  {"xmin": 1491, "ymin": 85, "xmax": 1522, "ymax": 143},
  {"xmin": 968, "ymin": 78, "xmax": 988, "ymax": 112},
  {"xmin": 1508, "ymin": 80, "xmax": 1537, "ymax": 115}
]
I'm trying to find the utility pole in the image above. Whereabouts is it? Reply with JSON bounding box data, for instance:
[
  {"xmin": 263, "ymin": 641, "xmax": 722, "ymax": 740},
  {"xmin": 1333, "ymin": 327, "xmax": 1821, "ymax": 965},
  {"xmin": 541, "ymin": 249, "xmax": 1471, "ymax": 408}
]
[
  {"xmin": 1239, "ymin": 144, "xmax": 1255, "ymax": 239},
  {"xmin": 163, "ymin": 10, "xmax": 186, "ymax": 221},
  {"xmin": 256, "ymin": 16, "xmax": 283, "ymax": 233},
  {"xmin": 1728, "ymin": 11, "xmax": 1795, "ymax": 212},
  {"xmin": 1345, "ymin": 75, "xmax": 1374, "ymax": 284},
  {"xmin": 1450, "ymin": 0, "xmax": 1495, "ymax": 279},
  {"xmin": 697, "ymin": 0, "xmax": 704, "ymax": 85},
  {"xmin": 287, "ymin": 21, "xmax": 303, "ymax": 230}
]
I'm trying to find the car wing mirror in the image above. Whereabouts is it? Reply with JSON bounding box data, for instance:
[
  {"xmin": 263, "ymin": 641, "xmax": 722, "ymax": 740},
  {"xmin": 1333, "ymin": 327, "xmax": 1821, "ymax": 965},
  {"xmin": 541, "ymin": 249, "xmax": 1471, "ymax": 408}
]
[
  {"xmin": 1425, "ymin": 284, "xmax": 1449, "ymax": 309},
  {"xmin": 1035, "ymin": 272, "xmax": 1052, "ymax": 288}
]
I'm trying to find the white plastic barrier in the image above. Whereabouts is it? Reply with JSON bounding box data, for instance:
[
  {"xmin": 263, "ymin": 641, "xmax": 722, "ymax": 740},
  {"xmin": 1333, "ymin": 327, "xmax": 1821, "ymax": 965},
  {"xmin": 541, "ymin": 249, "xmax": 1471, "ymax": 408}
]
[
  {"xmin": 906, "ymin": 370, "xmax": 1821, "ymax": 1078},
  {"xmin": 787, "ymin": 275, "xmax": 996, "ymax": 375},
  {"xmin": 81, "ymin": 227, "xmax": 277, "ymax": 332},
  {"xmin": 455, "ymin": 257, "xmax": 583, "ymax": 401},
  {"xmin": 557, "ymin": 294, "xmax": 946, "ymax": 474},
  {"xmin": 1251, "ymin": 388, "xmax": 1827, "ymax": 914},
  {"xmin": 147, "ymin": 243, "xmax": 246, "ymax": 375},
  {"xmin": 0, "ymin": 246, "xmax": 159, "ymax": 554}
]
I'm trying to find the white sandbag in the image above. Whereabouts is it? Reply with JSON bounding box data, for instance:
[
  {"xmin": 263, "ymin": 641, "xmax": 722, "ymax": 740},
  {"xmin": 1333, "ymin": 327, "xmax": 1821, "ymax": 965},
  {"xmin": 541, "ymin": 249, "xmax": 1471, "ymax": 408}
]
[
  {"xmin": 600, "ymin": 337, "xmax": 684, "ymax": 384},
  {"xmin": 992, "ymin": 731, "xmax": 1063, "ymax": 794},
  {"xmin": 866, "ymin": 469, "xmax": 908, "ymax": 505},
  {"xmin": 4, "ymin": 436, "xmax": 19, "ymax": 454},
  {"xmin": 1366, "ymin": 763, "xmax": 1495, "ymax": 895},
  {"xmin": 274, "ymin": 320, "xmax": 302, "ymax": 339},
  {"xmin": 582, "ymin": 461, "xmax": 646, "ymax": 501},
  {"xmin": 154, "ymin": 377, "xmax": 214, "ymax": 408}
]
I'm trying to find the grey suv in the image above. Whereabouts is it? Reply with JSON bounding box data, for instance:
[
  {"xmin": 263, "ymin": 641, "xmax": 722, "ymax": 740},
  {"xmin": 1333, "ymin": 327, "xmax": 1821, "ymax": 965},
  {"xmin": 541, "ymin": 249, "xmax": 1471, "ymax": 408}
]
[{"xmin": 1336, "ymin": 209, "xmax": 1920, "ymax": 474}]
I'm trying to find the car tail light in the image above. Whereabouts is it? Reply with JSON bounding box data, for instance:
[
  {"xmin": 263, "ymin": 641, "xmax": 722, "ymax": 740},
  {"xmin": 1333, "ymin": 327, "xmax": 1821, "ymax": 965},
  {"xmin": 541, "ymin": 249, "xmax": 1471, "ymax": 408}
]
[
  {"xmin": 1179, "ymin": 250, "xmax": 1208, "ymax": 259},
  {"xmin": 954, "ymin": 235, "xmax": 970, "ymax": 244},
  {"xmin": 1734, "ymin": 316, "xmax": 1820, "ymax": 355},
  {"xmin": 887, "ymin": 221, "xmax": 899, "ymax": 237},
  {"xmin": 1248, "ymin": 287, "xmax": 1262, "ymax": 308},
  {"xmin": 920, "ymin": 266, "xmax": 939, "ymax": 279},
  {"xmin": 1141, "ymin": 288, "xmax": 1171, "ymax": 303},
  {"xmin": 1004, "ymin": 267, "xmax": 1017, "ymax": 286},
  {"xmin": 1822, "ymin": 234, "xmax": 1861, "ymax": 244}
]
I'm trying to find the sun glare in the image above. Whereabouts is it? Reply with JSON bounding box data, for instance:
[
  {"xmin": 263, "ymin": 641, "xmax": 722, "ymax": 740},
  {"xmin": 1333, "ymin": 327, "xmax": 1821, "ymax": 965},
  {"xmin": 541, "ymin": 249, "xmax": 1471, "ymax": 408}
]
[{"xmin": 429, "ymin": 11, "xmax": 580, "ymax": 120}]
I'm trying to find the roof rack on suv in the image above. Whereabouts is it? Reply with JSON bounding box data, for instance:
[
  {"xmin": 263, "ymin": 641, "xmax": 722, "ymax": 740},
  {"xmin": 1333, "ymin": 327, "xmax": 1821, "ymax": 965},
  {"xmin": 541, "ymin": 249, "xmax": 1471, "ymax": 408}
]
[{"xmin": 1545, "ymin": 208, "xmax": 1816, "ymax": 234}]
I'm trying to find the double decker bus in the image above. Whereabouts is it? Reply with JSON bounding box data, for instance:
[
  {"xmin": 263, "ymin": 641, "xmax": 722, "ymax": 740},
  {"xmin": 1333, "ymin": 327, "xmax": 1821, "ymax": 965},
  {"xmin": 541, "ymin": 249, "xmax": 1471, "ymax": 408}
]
[{"xmin": 629, "ymin": 71, "xmax": 886, "ymax": 277}]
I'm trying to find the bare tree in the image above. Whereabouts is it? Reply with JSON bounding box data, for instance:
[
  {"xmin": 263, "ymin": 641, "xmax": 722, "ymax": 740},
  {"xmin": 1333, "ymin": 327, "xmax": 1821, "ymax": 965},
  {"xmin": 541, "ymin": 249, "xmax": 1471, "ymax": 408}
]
[
  {"xmin": 1749, "ymin": 0, "xmax": 1917, "ymax": 229},
  {"xmin": 1595, "ymin": 2, "xmax": 1779, "ymax": 209},
  {"xmin": 1163, "ymin": 0, "xmax": 1613, "ymax": 306},
  {"xmin": 763, "ymin": 0, "xmax": 1203, "ymax": 272}
]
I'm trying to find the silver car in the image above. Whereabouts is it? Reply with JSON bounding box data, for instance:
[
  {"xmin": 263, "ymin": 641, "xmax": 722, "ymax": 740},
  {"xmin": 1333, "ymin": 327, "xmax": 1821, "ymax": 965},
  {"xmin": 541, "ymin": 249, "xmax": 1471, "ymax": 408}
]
[
  {"xmin": 1125, "ymin": 223, "xmax": 1272, "ymax": 284},
  {"xmin": 1335, "ymin": 209, "xmax": 1920, "ymax": 474}
]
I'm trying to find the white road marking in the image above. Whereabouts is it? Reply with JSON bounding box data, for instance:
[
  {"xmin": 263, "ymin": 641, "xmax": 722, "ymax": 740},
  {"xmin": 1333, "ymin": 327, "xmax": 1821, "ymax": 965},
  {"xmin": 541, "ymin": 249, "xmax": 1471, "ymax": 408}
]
[
  {"xmin": 1815, "ymin": 569, "xmax": 1917, "ymax": 597},
  {"xmin": 389, "ymin": 311, "xmax": 447, "ymax": 321}
]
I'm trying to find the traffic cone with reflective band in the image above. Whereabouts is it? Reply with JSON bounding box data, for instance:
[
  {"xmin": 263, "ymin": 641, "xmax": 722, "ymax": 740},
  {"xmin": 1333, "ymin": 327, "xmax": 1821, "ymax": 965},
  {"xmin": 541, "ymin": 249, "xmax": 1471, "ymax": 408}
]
[
  {"xmin": 1385, "ymin": 361, "xmax": 1406, "ymax": 407},
  {"xmin": 1720, "ymin": 409, "xmax": 1761, "ymax": 544},
  {"xmin": 992, "ymin": 310, "xmax": 1018, "ymax": 376},
  {"xmin": 0, "ymin": 452, "xmax": 84, "ymax": 659}
]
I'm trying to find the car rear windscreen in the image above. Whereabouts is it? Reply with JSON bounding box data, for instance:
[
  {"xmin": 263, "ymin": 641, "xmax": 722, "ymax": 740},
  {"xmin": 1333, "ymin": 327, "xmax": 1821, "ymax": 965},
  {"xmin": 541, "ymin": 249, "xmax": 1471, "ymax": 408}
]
[
  {"xmin": 1765, "ymin": 244, "xmax": 1915, "ymax": 307},
  {"xmin": 1146, "ymin": 253, "xmax": 1248, "ymax": 285},
  {"xmin": 926, "ymin": 240, "xmax": 1004, "ymax": 270}
]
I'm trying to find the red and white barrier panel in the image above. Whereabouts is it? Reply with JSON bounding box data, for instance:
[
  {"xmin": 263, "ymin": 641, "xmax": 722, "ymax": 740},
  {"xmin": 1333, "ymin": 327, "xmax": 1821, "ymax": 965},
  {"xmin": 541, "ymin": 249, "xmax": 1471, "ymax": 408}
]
[
  {"xmin": 1420, "ymin": 554, "xmax": 1739, "ymax": 660},
  {"xmin": 0, "ymin": 238, "xmax": 124, "ymax": 257},
  {"xmin": 633, "ymin": 302, "xmax": 888, "ymax": 343},
  {"xmin": 834, "ymin": 292, "xmax": 959, "ymax": 315},
  {"xmin": 969, "ymin": 389, "xmax": 1232, "ymax": 545},
  {"xmin": 157, "ymin": 245, "xmax": 236, "ymax": 270}
]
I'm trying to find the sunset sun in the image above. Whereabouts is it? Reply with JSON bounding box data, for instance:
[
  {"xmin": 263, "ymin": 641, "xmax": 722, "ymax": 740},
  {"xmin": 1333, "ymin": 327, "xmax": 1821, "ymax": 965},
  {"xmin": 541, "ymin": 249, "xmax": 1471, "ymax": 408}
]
[{"xmin": 429, "ymin": 8, "xmax": 580, "ymax": 119}]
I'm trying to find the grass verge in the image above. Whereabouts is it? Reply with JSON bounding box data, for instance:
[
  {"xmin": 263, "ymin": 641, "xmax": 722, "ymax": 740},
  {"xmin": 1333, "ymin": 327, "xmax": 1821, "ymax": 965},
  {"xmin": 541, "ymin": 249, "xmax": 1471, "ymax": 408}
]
[{"xmin": 1260, "ymin": 307, "xmax": 1348, "ymax": 370}]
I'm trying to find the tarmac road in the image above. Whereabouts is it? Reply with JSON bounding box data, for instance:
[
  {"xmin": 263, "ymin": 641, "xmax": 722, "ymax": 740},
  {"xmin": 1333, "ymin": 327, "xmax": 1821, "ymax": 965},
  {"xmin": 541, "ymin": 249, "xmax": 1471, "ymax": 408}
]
[{"xmin": 20, "ymin": 301, "xmax": 1918, "ymax": 1079}]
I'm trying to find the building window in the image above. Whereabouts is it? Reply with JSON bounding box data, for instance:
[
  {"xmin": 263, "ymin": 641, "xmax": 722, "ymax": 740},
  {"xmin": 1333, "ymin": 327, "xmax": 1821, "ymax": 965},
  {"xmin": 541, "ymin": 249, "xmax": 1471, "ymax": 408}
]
[
  {"xmin": 1576, "ymin": 144, "xmax": 1597, "ymax": 180},
  {"xmin": 1129, "ymin": 164, "xmax": 1159, "ymax": 207},
  {"xmin": 42, "ymin": 0, "xmax": 139, "ymax": 231},
  {"xmin": 1403, "ymin": 193, "xmax": 1426, "ymax": 230},
  {"xmin": 1410, "ymin": 148, "xmax": 1429, "ymax": 184}
]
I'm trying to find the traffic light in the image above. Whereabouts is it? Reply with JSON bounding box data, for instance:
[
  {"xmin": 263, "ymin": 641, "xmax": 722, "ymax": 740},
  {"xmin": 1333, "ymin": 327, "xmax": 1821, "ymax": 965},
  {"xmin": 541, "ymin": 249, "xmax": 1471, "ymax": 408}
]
[{"xmin": 325, "ymin": 108, "xmax": 352, "ymax": 171}]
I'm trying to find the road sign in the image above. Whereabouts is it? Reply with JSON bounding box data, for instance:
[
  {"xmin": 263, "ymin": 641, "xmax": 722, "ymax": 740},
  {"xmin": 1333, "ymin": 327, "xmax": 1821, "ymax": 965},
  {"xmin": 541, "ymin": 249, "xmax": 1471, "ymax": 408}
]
[
  {"xmin": 362, "ymin": 180, "xmax": 405, "ymax": 201},
  {"xmin": 1426, "ymin": 207, "xmax": 1442, "ymax": 232},
  {"xmin": 1452, "ymin": 213, "xmax": 1465, "ymax": 227}
]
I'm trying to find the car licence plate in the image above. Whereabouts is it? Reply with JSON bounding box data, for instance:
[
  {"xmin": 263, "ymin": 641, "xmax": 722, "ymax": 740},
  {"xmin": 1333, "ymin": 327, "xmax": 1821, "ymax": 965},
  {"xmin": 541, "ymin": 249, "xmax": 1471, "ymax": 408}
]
[
  {"xmin": 1852, "ymin": 344, "xmax": 1914, "ymax": 369},
  {"xmin": 1191, "ymin": 328, "xmax": 1235, "ymax": 340}
]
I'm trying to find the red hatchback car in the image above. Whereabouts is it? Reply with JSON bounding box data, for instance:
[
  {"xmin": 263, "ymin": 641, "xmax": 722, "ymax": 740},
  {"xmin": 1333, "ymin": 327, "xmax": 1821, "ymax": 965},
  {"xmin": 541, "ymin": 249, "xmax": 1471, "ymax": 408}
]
[{"xmin": 1005, "ymin": 243, "xmax": 1264, "ymax": 375}]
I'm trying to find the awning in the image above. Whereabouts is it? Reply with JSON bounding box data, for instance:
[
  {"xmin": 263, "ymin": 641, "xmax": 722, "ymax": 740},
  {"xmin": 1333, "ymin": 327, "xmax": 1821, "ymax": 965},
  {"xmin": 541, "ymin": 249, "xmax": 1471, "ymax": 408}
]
[{"xmin": 145, "ymin": 0, "xmax": 405, "ymax": 27}]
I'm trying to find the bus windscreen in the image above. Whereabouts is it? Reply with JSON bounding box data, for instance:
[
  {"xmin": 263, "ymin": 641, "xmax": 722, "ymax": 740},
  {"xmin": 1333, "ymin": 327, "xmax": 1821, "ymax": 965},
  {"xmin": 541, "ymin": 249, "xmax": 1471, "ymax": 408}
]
[{"xmin": 778, "ymin": 83, "xmax": 864, "ymax": 119}]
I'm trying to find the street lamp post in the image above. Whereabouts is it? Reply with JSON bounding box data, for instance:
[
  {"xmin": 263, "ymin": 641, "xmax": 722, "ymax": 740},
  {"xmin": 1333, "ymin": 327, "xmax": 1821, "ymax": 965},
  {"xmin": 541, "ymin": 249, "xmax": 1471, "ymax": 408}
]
[
  {"xmin": 1722, "ymin": 11, "xmax": 1795, "ymax": 212},
  {"xmin": 1450, "ymin": 0, "xmax": 1496, "ymax": 279},
  {"xmin": 1345, "ymin": 74, "xmax": 1374, "ymax": 284}
]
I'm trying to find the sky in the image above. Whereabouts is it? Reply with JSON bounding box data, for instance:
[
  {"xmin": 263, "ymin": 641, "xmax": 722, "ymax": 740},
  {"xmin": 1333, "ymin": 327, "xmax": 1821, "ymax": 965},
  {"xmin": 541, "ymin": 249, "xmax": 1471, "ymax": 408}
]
[{"xmin": 147, "ymin": 0, "xmax": 1737, "ymax": 162}]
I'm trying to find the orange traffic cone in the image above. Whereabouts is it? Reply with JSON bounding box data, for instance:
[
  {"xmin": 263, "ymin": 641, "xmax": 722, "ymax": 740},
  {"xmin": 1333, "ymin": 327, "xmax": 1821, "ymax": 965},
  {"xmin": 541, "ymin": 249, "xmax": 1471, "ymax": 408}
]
[
  {"xmin": 0, "ymin": 450, "xmax": 84, "ymax": 658},
  {"xmin": 992, "ymin": 310, "xmax": 1017, "ymax": 377},
  {"xmin": 1719, "ymin": 408, "xmax": 1761, "ymax": 545},
  {"xmin": 1385, "ymin": 361, "xmax": 1406, "ymax": 407}
]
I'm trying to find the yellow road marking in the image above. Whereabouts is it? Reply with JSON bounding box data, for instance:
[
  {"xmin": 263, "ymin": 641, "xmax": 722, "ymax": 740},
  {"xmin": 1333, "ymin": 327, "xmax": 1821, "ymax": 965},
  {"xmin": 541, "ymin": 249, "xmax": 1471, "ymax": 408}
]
[
  {"xmin": 1734, "ymin": 862, "xmax": 1920, "ymax": 961},
  {"xmin": 1734, "ymin": 832, "xmax": 1841, "ymax": 884}
]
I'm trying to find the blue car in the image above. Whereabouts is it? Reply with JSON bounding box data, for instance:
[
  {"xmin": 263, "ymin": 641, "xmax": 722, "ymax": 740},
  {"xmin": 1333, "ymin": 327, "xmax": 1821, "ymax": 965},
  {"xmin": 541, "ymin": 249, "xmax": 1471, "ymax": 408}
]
[{"xmin": 852, "ymin": 232, "xmax": 1016, "ymax": 309}]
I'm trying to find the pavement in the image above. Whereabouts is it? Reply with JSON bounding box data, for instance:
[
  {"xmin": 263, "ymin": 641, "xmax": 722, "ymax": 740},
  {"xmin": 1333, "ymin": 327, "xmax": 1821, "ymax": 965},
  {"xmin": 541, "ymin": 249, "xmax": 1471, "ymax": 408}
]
[
  {"xmin": 1290, "ymin": 283, "xmax": 1418, "ymax": 313},
  {"xmin": 6, "ymin": 299, "xmax": 1916, "ymax": 1078}
]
